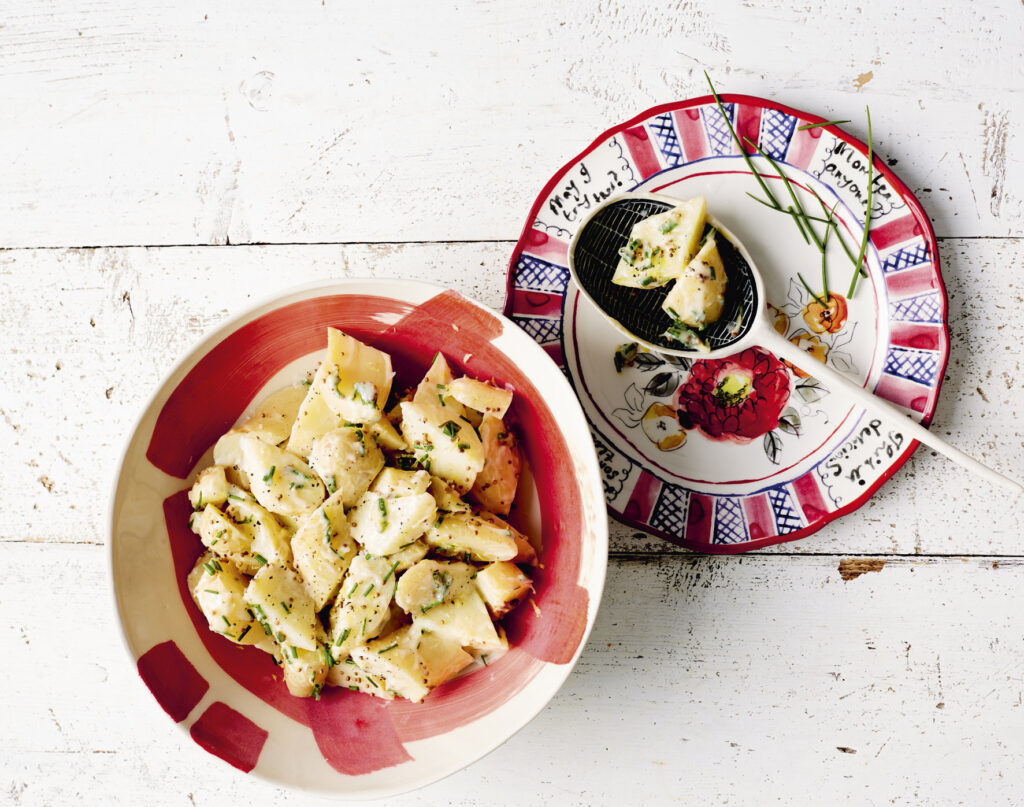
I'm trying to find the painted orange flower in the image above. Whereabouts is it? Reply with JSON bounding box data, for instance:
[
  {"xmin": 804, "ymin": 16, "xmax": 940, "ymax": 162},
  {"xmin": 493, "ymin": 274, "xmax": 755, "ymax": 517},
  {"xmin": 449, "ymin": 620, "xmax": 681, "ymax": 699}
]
[{"xmin": 801, "ymin": 293, "xmax": 848, "ymax": 334}]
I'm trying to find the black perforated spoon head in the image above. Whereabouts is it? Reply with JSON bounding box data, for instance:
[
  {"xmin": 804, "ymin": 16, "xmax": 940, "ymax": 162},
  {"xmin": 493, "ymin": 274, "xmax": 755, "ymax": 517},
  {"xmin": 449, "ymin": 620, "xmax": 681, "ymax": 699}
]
[{"xmin": 567, "ymin": 192, "xmax": 762, "ymax": 358}]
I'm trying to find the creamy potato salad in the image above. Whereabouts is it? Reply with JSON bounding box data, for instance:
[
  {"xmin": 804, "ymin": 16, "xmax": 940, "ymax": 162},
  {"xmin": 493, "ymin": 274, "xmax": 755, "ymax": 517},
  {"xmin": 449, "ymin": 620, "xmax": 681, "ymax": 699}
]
[{"xmin": 185, "ymin": 328, "xmax": 533, "ymax": 703}]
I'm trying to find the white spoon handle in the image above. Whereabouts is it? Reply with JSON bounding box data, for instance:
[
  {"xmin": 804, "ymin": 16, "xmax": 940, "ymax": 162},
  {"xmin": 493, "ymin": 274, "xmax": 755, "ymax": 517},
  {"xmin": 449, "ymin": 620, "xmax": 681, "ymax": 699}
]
[{"xmin": 758, "ymin": 325, "xmax": 1023, "ymax": 495}]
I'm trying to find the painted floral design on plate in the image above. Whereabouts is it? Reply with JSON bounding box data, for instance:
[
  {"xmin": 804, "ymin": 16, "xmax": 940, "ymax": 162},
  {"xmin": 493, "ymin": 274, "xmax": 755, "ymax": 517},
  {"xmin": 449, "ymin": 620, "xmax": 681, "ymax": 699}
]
[{"xmin": 504, "ymin": 96, "xmax": 948, "ymax": 552}]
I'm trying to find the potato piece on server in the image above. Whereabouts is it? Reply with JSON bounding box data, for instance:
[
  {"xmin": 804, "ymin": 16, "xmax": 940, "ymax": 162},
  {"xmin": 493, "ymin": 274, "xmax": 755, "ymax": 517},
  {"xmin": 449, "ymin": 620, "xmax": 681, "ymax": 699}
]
[
  {"xmin": 661, "ymin": 232, "xmax": 728, "ymax": 330},
  {"xmin": 182, "ymin": 326, "xmax": 538, "ymax": 703},
  {"xmin": 611, "ymin": 197, "xmax": 707, "ymax": 288}
]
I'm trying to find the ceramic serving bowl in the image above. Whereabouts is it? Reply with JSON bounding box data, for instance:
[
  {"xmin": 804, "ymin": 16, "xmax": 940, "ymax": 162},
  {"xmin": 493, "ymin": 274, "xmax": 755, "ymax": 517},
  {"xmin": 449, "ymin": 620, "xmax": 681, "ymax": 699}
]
[{"xmin": 109, "ymin": 278, "xmax": 608, "ymax": 798}]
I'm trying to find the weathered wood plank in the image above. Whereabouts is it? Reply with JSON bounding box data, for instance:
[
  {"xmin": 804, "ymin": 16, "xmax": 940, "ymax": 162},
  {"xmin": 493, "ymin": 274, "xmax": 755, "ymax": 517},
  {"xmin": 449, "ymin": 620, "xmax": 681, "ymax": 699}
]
[
  {"xmin": 6, "ymin": 542, "xmax": 1024, "ymax": 804},
  {"xmin": 0, "ymin": 1, "xmax": 1020, "ymax": 247},
  {"xmin": 2, "ymin": 238, "xmax": 1021, "ymax": 555}
]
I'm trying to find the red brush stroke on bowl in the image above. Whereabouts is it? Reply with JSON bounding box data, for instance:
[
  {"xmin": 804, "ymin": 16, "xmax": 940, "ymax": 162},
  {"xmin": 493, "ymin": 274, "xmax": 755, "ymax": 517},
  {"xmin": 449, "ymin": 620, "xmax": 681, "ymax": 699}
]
[
  {"xmin": 190, "ymin": 702, "xmax": 268, "ymax": 773},
  {"xmin": 137, "ymin": 639, "xmax": 208, "ymax": 723},
  {"xmin": 154, "ymin": 289, "xmax": 590, "ymax": 771}
]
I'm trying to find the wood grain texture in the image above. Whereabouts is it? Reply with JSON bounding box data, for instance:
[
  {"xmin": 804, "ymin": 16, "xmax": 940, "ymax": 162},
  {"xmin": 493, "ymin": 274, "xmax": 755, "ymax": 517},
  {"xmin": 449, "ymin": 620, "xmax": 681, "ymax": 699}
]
[{"xmin": 0, "ymin": 0, "xmax": 1021, "ymax": 248}]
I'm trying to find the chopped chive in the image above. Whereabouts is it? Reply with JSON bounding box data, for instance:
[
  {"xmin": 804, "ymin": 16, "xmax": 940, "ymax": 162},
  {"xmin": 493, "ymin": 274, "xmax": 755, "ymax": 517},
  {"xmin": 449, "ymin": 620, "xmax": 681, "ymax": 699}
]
[
  {"xmin": 280, "ymin": 601, "xmax": 291, "ymax": 614},
  {"xmin": 205, "ymin": 589, "xmax": 218, "ymax": 595},
  {"xmin": 237, "ymin": 625, "xmax": 251, "ymax": 642},
  {"xmin": 335, "ymin": 628, "xmax": 350, "ymax": 646},
  {"xmin": 849, "ymin": 106, "xmax": 873, "ymax": 298},
  {"xmin": 363, "ymin": 583, "xmax": 375, "ymax": 596},
  {"xmin": 797, "ymin": 119, "xmax": 850, "ymax": 130},
  {"xmin": 440, "ymin": 420, "xmax": 460, "ymax": 439},
  {"xmin": 262, "ymin": 466, "xmax": 275, "ymax": 483},
  {"xmin": 227, "ymin": 493, "xmax": 244, "ymax": 501},
  {"xmin": 221, "ymin": 615, "xmax": 232, "ymax": 627},
  {"xmin": 481, "ymin": 654, "xmax": 488, "ymax": 666},
  {"xmin": 348, "ymin": 581, "xmax": 358, "ymax": 597},
  {"xmin": 798, "ymin": 272, "xmax": 829, "ymax": 307},
  {"xmin": 377, "ymin": 497, "xmax": 388, "ymax": 530},
  {"xmin": 378, "ymin": 642, "xmax": 398, "ymax": 654},
  {"xmin": 253, "ymin": 553, "xmax": 267, "ymax": 566},
  {"xmin": 361, "ymin": 617, "xmax": 367, "ymax": 635},
  {"xmin": 382, "ymin": 560, "xmax": 400, "ymax": 584}
]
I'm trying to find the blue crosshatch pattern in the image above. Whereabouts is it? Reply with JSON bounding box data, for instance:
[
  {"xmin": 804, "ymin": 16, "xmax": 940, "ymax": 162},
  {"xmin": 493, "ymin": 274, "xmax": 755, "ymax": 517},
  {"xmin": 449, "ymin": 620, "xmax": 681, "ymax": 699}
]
[
  {"xmin": 882, "ymin": 242, "xmax": 931, "ymax": 274},
  {"xmin": 701, "ymin": 102, "xmax": 736, "ymax": 157},
  {"xmin": 768, "ymin": 486, "xmax": 804, "ymax": 535},
  {"xmin": 713, "ymin": 497, "xmax": 749, "ymax": 544},
  {"xmin": 648, "ymin": 112, "xmax": 685, "ymax": 168},
  {"xmin": 512, "ymin": 315, "xmax": 561, "ymax": 346},
  {"xmin": 890, "ymin": 292, "xmax": 943, "ymax": 323},
  {"xmin": 650, "ymin": 483, "xmax": 689, "ymax": 535},
  {"xmin": 515, "ymin": 253, "xmax": 569, "ymax": 293},
  {"xmin": 759, "ymin": 109, "xmax": 797, "ymax": 161},
  {"xmin": 884, "ymin": 347, "xmax": 939, "ymax": 386}
]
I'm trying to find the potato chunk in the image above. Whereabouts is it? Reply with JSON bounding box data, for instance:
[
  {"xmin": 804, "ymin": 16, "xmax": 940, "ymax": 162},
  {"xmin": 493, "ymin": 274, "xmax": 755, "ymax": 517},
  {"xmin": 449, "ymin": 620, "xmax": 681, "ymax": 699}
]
[
  {"xmin": 370, "ymin": 468, "xmax": 431, "ymax": 498},
  {"xmin": 394, "ymin": 559, "xmax": 476, "ymax": 614},
  {"xmin": 399, "ymin": 401, "xmax": 485, "ymax": 493},
  {"xmin": 187, "ymin": 551, "xmax": 258, "ymax": 644},
  {"xmin": 314, "ymin": 328, "xmax": 393, "ymax": 425},
  {"xmin": 326, "ymin": 658, "xmax": 394, "ymax": 699},
  {"xmin": 661, "ymin": 234, "xmax": 728, "ymax": 329},
  {"xmin": 347, "ymin": 490, "xmax": 437, "ymax": 556},
  {"xmin": 414, "ymin": 588, "xmax": 507, "ymax": 653},
  {"xmin": 307, "ymin": 426, "xmax": 384, "ymax": 508},
  {"xmin": 290, "ymin": 493, "xmax": 358, "ymax": 611},
  {"xmin": 612, "ymin": 196, "xmax": 707, "ymax": 288},
  {"xmin": 188, "ymin": 466, "xmax": 230, "ymax": 510},
  {"xmin": 470, "ymin": 415, "xmax": 520, "ymax": 516},
  {"xmin": 327, "ymin": 554, "xmax": 397, "ymax": 655},
  {"xmin": 240, "ymin": 434, "xmax": 326, "ymax": 517},
  {"xmin": 474, "ymin": 561, "xmax": 532, "ymax": 618},
  {"xmin": 447, "ymin": 377, "xmax": 513, "ymax": 419},
  {"xmin": 281, "ymin": 642, "xmax": 331, "ymax": 699},
  {"xmin": 244, "ymin": 563, "xmax": 318, "ymax": 652},
  {"xmin": 196, "ymin": 505, "xmax": 260, "ymax": 575},
  {"xmin": 424, "ymin": 511, "xmax": 518, "ymax": 563},
  {"xmin": 238, "ymin": 385, "xmax": 308, "ymax": 445},
  {"xmin": 222, "ymin": 488, "xmax": 292, "ymax": 567},
  {"xmin": 287, "ymin": 373, "xmax": 343, "ymax": 459}
]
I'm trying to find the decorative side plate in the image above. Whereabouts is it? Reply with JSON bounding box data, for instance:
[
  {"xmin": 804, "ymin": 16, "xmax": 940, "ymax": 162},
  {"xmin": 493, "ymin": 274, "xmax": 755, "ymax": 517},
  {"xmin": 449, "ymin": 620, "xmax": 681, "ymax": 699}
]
[{"xmin": 504, "ymin": 95, "xmax": 947, "ymax": 553}]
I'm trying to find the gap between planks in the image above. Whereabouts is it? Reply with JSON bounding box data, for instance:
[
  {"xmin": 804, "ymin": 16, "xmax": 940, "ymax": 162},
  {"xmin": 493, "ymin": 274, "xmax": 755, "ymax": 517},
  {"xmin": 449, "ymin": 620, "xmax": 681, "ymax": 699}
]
[{"xmin": 0, "ymin": 235, "xmax": 1019, "ymax": 252}]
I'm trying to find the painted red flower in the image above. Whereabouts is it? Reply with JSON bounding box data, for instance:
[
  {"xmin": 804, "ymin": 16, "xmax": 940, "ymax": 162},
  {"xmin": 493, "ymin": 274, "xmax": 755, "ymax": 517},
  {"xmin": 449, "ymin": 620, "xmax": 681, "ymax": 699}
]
[{"xmin": 675, "ymin": 347, "xmax": 791, "ymax": 444}]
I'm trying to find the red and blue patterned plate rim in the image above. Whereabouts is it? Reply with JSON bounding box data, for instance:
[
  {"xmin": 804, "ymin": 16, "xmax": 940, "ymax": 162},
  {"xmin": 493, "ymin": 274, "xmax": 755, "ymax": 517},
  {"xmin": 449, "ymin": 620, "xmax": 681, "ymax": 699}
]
[{"xmin": 503, "ymin": 93, "xmax": 949, "ymax": 554}]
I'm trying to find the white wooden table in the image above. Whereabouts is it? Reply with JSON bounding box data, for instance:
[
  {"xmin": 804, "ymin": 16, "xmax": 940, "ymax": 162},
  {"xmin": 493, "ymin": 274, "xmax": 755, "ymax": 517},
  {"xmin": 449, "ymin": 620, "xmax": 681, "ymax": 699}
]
[{"xmin": 4, "ymin": 2, "xmax": 1023, "ymax": 804}]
